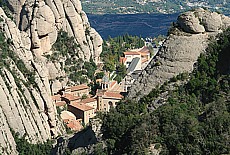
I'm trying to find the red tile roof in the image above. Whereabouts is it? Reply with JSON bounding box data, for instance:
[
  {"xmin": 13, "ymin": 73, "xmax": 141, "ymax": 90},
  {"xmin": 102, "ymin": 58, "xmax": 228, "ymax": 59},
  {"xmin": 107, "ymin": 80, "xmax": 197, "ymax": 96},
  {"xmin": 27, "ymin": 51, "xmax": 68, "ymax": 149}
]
[
  {"xmin": 55, "ymin": 101, "xmax": 66, "ymax": 107},
  {"xmin": 104, "ymin": 91, "xmax": 123, "ymax": 99},
  {"xmin": 110, "ymin": 81, "xmax": 117, "ymax": 89},
  {"xmin": 81, "ymin": 98, "xmax": 97, "ymax": 104},
  {"xmin": 96, "ymin": 89, "xmax": 106, "ymax": 96},
  {"xmin": 120, "ymin": 57, "xmax": 127, "ymax": 64},
  {"xmin": 142, "ymin": 58, "xmax": 148, "ymax": 63},
  {"xmin": 139, "ymin": 52, "xmax": 150, "ymax": 56},
  {"xmin": 70, "ymin": 84, "xmax": 89, "ymax": 92},
  {"xmin": 110, "ymin": 83, "xmax": 123, "ymax": 92},
  {"xmin": 67, "ymin": 119, "xmax": 83, "ymax": 131},
  {"xmin": 60, "ymin": 111, "xmax": 76, "ymax": 120},
  {"xmin": 138, "ymin": 46, "xmax": 150, "ymax": 53},
  {"xmin": 124, "ymin": 51, "xmax": 140, "ymax": 55},
  {"xmin": 52, "ymin": 94, "xmax": 61, "ymax": 101},
  {"xmin": 70, "ymin": 102, "xmax": 94, "ymax": 111},
  {"xmin": 128, "ymin": 46, "xmax": 150, "ymax": 55},
  {"xmin": 62, "ymin": 93, "xmax": 81, "ymax": 101}
]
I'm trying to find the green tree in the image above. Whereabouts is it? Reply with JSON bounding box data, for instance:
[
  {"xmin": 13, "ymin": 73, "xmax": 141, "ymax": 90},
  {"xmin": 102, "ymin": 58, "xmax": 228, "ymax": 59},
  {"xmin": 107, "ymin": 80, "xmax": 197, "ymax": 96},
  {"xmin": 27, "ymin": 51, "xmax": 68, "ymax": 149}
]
[{"xmin": 96, "ymin": 72, "xmax": 105, "ymax": 79}]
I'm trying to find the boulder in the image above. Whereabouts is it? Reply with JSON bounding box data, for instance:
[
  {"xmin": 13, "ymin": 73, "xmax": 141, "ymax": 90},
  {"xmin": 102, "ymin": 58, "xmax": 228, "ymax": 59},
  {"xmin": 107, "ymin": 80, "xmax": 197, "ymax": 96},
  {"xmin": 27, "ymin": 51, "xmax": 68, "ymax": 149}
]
[
  {"xmin": 177, "ymin": 11, "xmax": 205, "ymax": 33},
  {"xmin": 221, "ymin": 15, "xmax": 230, "ymax": 29},
  {"xmin": 17, "ymin": 0, "xmax": 102, "ymax": 60},
  {"xmin": 36, "ymin": 4, "xmax": 56, "ymax": 37},
  {"xmin": 177, "ymin": 8, "xmax": 230, "ymax": 33},
  {"xmin": 194, "ymin": 9, "xmax": 222, "ymax": 32},
  {"xmin": 128, "ymin": 33, "xmax": 210, "ymax": 100}
]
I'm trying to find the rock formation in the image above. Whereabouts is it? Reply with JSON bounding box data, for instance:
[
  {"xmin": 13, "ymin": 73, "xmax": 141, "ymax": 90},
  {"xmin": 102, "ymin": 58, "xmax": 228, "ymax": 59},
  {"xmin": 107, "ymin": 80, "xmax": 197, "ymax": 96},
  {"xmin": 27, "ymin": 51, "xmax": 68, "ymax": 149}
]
[
  {"xmin": 128, "ymin": 8, "xmax": 230, "ymax": 100},
  {"xmin": 0, "ymin": 0, "xmax": 102, "ymax": 154},
  {"xmin": 177, "ymin": 8, "xmax": 230, "ymax": 33}
]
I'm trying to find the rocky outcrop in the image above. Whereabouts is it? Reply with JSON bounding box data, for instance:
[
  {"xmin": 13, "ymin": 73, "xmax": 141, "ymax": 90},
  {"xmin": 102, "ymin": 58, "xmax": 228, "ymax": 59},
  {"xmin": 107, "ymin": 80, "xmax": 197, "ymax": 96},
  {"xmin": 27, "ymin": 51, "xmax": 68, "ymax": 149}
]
[
  {"xmin": 177, "ymin": 11, "xmax": 205, "ymax": 33},
  {"xmin": 15, "ymin": 0, "xmax": 102, "ymax": 85},
  {"xmin": 177, "ymin": 8, "xmax": 230, "ymax": 33},
  {"xmin": 14, "ymin": 0, "xmax": 102, "ymax": 63},
  {"xmin": 128, "ymin": 9, "xmax": 230, "ymax": 100},
  {"xmin": 0, "ymin": 0, "xmax": 102, "ymax": 154}
]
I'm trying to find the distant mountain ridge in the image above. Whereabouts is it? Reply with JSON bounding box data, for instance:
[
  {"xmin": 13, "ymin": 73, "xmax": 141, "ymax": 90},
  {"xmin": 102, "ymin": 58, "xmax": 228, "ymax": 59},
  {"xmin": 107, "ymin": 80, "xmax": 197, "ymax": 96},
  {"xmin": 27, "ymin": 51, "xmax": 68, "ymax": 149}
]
[{"xmin": 82, "ymin": 0, "xmax": 229, "ymax": 14}]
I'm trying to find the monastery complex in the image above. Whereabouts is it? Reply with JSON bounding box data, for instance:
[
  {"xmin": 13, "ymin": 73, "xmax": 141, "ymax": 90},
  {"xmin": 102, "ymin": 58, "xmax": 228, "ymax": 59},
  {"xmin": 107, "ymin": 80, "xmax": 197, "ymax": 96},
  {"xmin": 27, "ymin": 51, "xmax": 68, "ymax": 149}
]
[
  {"xmin": 52, "ymin": 79, "xmax": 124, "ymax": 131},
  {"xmin": 51, "ymin": 46, "xmax": 153, "ymax": 132}
]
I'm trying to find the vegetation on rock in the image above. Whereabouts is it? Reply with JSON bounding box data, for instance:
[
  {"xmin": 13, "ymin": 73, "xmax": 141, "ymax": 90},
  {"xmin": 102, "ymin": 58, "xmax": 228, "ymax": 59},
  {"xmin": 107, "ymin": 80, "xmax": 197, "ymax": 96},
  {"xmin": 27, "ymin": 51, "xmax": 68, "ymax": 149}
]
[
  {"xmin": 0, "ymin": 1, "xmax": 14, "ymax": 20},
  {"xmin": 0, "ymin": 31, "xmax": 37, "ymax": 90},
  {"xmin": 50, "ymin": 31, "xmax": 80, "ymax": 60},
  {"xmin": 12, "ymin": 131, "xmax": 52, "ymax": 155},
  {"xmin": 0, "ymin": 30, "xmax": 52, "ymax": 154},
  {"xmin": 99, "ymin": 28, "xmax": 230, "ymax": 154},
  {"xmin": 48, "ymin": 31, "xmax": 97, "ymax": 84}
]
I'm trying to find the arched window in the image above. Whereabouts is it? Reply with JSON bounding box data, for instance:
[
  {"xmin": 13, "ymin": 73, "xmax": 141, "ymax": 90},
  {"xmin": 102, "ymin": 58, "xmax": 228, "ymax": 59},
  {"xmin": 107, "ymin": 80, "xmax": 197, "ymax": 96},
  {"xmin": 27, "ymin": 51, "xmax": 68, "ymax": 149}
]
[{"xmin": 108, "ymin": 101, "xmax": 113, "ymax": 106}]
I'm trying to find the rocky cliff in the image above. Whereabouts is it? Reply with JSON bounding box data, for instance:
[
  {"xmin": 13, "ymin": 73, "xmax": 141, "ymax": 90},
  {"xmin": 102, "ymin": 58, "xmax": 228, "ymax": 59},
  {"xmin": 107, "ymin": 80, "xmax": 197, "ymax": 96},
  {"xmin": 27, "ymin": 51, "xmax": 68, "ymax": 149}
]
[
  {"xmin": 128, "ymin": 8, "xmax": 230, "ymax": 100},
  {"xmin": 0, "ymin": 0, "xmax": 102, "ymax": 154}
]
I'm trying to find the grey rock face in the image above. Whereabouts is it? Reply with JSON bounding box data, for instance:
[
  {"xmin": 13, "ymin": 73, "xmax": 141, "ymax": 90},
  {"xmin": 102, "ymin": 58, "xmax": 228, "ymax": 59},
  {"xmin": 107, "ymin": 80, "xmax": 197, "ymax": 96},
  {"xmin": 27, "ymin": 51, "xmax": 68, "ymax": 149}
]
[
  {"xmin": 177, "ymin": 11, "xmax": 205, "ymax": 33},
  {"xmin": 0, "ymin": 0, "xmax": 102, "ymax": 154},
  {"xmin": 0, "ymin": 7, "xmax": 60, "ymax": 154},
  {"xmin": 128, "ymin": 9, "xmax": 230, "ymax": 100},
  {"xmin": 128, "ymin": 33, "xmax": 209, "ymax": 100},
  {"xmin": 177, "ymin": 8, "xmax": 230, "ymax": 34},
  {"xmin": 7, "ymin": 0, "xmax": 102, "ymax": 61}
]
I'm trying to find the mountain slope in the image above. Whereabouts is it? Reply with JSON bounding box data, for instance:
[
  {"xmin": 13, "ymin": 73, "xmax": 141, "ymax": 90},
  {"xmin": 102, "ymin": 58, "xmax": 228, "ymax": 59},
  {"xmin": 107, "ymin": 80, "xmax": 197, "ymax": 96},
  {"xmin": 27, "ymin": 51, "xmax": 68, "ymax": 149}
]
[{"xmin": 0, "ymin": 0, "xmax": 102, "ymax": 154}]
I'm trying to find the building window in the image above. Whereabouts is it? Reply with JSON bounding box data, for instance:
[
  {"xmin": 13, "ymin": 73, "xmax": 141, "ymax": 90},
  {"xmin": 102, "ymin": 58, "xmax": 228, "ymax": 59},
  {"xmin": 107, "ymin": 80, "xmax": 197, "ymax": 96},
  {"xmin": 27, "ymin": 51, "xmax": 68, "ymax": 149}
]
[{"xmin": 109, "ymin": 101, "xmax": 113, "ymax": 106}]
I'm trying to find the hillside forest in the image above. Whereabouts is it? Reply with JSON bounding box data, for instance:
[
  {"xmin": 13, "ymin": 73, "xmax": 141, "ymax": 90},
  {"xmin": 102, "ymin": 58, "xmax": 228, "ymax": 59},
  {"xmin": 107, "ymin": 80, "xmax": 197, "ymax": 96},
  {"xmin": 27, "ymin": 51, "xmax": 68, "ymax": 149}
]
[{"xmin": 94, "ymin": 28, "xmax": 230, "ymax": 154}]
